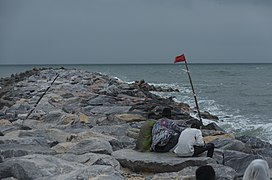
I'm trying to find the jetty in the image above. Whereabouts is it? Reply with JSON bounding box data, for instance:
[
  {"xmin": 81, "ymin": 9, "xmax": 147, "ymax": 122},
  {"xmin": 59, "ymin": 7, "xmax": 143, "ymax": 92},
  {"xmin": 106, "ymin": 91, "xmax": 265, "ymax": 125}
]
[{"xmin": 0, "ymin": 67, "xmax": 271, "ymax": 179}]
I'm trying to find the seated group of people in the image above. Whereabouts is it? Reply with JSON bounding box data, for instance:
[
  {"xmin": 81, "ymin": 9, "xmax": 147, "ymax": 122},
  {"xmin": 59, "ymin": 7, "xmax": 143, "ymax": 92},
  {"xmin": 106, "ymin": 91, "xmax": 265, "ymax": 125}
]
[
  {"xmin": 147, "ymin": 108, "xmax": 271, "ymax": 180},
  {"xmin": 151, "ymin": 107, "xmax": 214, "ymax": 158}
]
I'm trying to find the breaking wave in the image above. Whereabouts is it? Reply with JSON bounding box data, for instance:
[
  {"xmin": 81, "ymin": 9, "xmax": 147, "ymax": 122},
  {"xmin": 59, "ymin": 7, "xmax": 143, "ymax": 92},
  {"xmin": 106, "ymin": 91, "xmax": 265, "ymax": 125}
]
[{"xmin": 151, "ymin": 82, "xmax": 272, "ymax": 143}]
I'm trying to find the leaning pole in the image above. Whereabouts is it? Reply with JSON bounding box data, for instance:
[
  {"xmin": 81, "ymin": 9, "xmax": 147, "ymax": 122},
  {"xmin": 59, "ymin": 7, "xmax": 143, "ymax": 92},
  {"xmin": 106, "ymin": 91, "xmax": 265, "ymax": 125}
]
[{"xmin": 174, "ymin": 53, "xmax": 203, "ymax": 125}]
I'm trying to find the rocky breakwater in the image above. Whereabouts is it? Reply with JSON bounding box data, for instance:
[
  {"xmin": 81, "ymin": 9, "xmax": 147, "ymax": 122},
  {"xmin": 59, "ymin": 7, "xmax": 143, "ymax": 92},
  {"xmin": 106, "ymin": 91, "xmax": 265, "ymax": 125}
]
[{"xmin": 0, "ymin": 67, "xmax": 272, "ymax": 180}]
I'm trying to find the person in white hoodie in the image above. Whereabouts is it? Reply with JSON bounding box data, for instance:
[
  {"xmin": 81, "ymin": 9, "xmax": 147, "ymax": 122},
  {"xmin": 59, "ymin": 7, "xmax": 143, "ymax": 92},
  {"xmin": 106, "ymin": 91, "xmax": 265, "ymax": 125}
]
[
  {"xmin": 243, "ymin": 159, "xmax": 270, "ymax": 180},
  {"xmin": 173, "ymin": 122, "xmax": 214, "ymax": 158}
]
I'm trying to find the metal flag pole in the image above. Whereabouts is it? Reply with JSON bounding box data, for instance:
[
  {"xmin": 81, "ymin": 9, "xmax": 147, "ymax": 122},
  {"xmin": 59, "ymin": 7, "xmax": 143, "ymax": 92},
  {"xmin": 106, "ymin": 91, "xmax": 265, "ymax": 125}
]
[
  {"xmin": 183, "ymin": 60, "xmax": 202, "ymax": 125},
  {"xmin": 174, "ymin": 54, "xmax": 202, "ymax": 125}
]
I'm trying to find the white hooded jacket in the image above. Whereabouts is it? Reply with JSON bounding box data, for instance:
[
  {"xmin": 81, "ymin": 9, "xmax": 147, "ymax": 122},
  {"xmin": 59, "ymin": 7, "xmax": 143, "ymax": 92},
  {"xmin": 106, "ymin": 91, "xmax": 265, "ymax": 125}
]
[
  {"xmin": 174, "ymin": 128, "xmax": 204, "ymax": 157},
  {"xmin": 243, "ymin": 159, "xmax": 270, "ymax": 180}
]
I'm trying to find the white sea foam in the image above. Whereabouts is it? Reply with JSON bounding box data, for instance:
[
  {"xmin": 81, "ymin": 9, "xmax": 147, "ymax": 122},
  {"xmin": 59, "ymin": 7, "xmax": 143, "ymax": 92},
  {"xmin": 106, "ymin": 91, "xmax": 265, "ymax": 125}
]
[{"xmin": 151, "ymin": 82, "xmax": 272, "ymax": 143}]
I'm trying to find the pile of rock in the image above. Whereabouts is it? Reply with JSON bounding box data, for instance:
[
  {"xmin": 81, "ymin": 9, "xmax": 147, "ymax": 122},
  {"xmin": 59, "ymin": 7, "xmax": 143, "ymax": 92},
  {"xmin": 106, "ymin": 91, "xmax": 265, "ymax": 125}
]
[{"xmin": 0, "ymin": 68, "xmax": 271, "ymax": 179}]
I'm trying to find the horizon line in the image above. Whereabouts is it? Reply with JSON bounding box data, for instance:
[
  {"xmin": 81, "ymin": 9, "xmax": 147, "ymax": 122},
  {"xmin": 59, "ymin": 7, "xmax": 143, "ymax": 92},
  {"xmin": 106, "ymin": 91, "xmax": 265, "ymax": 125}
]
[{"xmin": 1, "ymin": 62, "xmax": 272, "ymax": 66}]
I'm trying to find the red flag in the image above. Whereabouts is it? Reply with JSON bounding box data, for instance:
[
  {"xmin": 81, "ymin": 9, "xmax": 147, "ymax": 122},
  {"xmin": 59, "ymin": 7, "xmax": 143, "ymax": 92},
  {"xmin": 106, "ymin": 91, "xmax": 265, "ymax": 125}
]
[{"xmin": 174, "ymin": 54, "xmax": 186, "ymax": 63}]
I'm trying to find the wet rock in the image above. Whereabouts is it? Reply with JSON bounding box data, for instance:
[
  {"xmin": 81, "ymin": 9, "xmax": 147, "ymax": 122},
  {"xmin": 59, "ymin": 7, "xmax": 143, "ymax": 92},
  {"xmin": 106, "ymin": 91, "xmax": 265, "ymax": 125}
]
[{"xmin": 200, "ymin": 111, "xmax": 219, "ymax": 120}]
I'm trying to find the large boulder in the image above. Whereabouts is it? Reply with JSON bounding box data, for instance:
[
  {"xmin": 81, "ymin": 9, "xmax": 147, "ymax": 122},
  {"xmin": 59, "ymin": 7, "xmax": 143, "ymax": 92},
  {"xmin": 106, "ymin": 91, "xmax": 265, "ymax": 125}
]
[
  {"xmin": 4, "ymin": 128, "xmax": 71, "ymax": 143},
  {"xmin": 53, "ymin": 139, "xmax": 113, "ymax": 155},
  {"xmin": 112, "ymin": 149, "xmax": 217, "ymax": 173},
  {"xmin": 0, "ymin": 154, "xmax": 125, "ymax": 180},
  {"xmin": 57, "ymin": 152, "xmax": 121, "ymax": 171},
  {"xmin": 211, "ymin": 138, "xmax": 246, "ymax": 152},
  {"xmin": 0, "ymin": 136, "xmax": 56, "ymax": 159},
  {"xmin": 223, "ymin": 150, "xmax": 267, "ymax": 176}
]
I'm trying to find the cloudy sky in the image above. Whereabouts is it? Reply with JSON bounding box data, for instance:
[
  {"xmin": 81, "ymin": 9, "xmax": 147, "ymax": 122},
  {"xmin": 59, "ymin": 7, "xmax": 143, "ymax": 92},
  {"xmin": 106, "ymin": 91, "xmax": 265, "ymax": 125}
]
[{"xmin": 0, "ymin": 0, "xmax": 271, "ymax": 64}]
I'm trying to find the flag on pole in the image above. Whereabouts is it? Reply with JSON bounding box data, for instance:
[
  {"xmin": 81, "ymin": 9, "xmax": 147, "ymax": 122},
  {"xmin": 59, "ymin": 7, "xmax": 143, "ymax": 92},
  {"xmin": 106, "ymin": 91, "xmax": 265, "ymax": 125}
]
[
  {"xmin": 174, "ymin": 54, "xmax": 186, "ymax": 63},
  {"xmin": 173, "ymin": 53, "xmax": 203, "ymax": 125}
]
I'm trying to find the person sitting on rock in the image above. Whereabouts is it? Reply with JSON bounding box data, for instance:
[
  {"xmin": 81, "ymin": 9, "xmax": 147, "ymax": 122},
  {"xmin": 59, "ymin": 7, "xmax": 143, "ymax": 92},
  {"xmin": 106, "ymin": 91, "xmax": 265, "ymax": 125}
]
[
  {"xmin": 151, "ymin": 108, "xmax": 185, "ymax": 152},
  {"xmin": 195, "ymin": 165, "xmax": 216, "ymax": 180},
  {"xmin": 243, "ymin": 159, "xmax": 270, "ymax": 180},
  {"xmin": 174, "ymin": 122, "xmax": 215, "ymax": 158}
]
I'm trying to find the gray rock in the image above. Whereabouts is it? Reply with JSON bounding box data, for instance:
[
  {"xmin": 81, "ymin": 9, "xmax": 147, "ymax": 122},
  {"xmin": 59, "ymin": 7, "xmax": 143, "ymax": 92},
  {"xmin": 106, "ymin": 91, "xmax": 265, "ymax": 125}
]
[
  {"xmin": 200, "ymin": 111, "xmax": 219, "ymax": 120},
  {"xmin": 34, "ymin": 97, "xmax": 57, "ymax": 113},
  {"xmin": 146, "ymin": 164, "xmax": 237, "ymax": 180},
  {"xmin": 254, "ymin": 148, "xmax": 272, "ymax": 157},
  {"xmin": 0, "ymin": 154, "xmax": 85, "ymax": 179},
  {"xmin": 213, "ymin": 149, "xmax": 225, "ymax": 164},
  {"xmin": 109, "ymin": 136, "xmax": 135, "ymax": 150},
  {"xmin": 88, "ymin": 95, "xmax": 116, "ymax": 106},
  {"xmin": 223, "ymin": 150, "xmax": 264, "ymax": 176},
  {"xmin": 41, "ymin": 110, "xmax": 64, "ymax": 123},
  {"xmin": 211, "ymin": 164, "xmax": 238, "ymax": 180},
  {"xmin": 5, "ymin": 128, "xmax": 70, "ymax": 143},
  {"xmin": 91, "ymin": 124, "xmax": 130, "ymax": 137},
  {"xmin": 99, "ymin": 84, "xmax": 118, "ymax": 95},
  {"xmin": 81, "ymin": 105, "xmax": 95, "ymax": 116},
  {"xmin": 7, "ymin": 103, "xmax": 30, "ymax": 114},
  {"xmin": 0, "ymin": 144, "xmax": 56, "ymax": 159},
  {"xmin": 91, "ymin": 125, "xmax": 136, "ymax": 149},
  {"xmin": 67, "ymin": 139, "xmax": 113, "ymax": 155},
  {"xmin": 112, "ymin": 149, "xmax": 217, "ymax": 173},
  {"xmin": 42, "ymin": 165, "xmax": 125, "ymax": 180},
  {"xmin": 0, "ymin": 99, "xmax": 13, "ymax": 110},
  {"xmin": 0, "ymin": 136, "xmax": 49, "ymax": 147},
  {"xmin": 17, "ymin": 119, "xmax": 54, "ymax": 130},
  {"xmin": 62, "ymin": 103, "xmax": 81, "ymax": 114},
  {"xmin": 0, "ymin": 124, "xmax": 21, "ymax": 135},
  {"xmin": 57, "ymin": 152, "xmax": 121, "ymax": 171},
  {"xmin": 91, "ymin": 106, "xmax": 132, "ymax": 115},
  {"xmin": 0, "ymin": 106, "xmax": 9, "ymax": 116},
  {"xmin": 211, "ymin": 138, "xmax": 246, "ymax": 152},
  {"xmin": 237, "ymin": 135, "xmax": 272, "ymax": 148}
]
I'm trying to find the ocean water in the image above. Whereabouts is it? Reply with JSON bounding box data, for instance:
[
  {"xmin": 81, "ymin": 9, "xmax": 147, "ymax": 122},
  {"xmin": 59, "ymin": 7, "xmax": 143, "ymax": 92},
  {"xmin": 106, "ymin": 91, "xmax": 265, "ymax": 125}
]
[{"xmin": 1, "ymin": 63, "xmax": 272, "ymax": 143}]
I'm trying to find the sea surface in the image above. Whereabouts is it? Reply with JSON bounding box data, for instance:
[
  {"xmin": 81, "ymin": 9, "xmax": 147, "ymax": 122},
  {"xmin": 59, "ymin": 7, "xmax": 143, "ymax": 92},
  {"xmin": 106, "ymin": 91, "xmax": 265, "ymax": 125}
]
[{"xmin": 1, "ymin": 63, "xmax": 272, "ymax": 143}]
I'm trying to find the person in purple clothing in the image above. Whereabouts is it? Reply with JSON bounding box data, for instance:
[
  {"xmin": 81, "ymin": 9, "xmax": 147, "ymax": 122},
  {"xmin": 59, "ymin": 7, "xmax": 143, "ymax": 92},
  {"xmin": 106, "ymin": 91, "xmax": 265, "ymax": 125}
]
[{"xmin": 151, "ymin": 108, "xmax": 185, "ymax": 152}]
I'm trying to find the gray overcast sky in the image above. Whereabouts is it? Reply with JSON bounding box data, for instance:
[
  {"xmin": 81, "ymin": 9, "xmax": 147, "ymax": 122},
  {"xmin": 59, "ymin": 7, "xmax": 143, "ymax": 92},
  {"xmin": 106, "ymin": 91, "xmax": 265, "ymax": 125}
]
[{"xmin": 0, "ymin": 0, "xmax": 272, "ymax": 64}]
